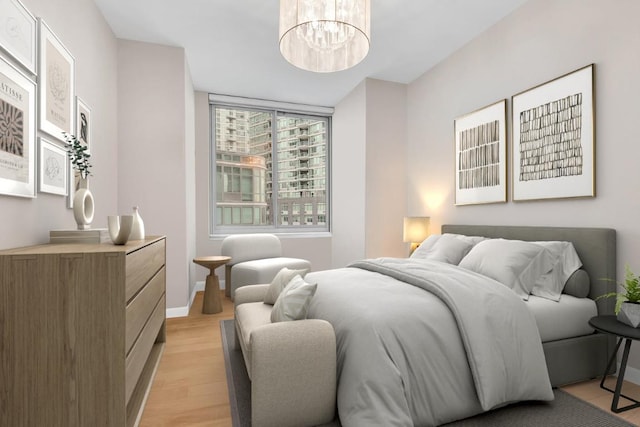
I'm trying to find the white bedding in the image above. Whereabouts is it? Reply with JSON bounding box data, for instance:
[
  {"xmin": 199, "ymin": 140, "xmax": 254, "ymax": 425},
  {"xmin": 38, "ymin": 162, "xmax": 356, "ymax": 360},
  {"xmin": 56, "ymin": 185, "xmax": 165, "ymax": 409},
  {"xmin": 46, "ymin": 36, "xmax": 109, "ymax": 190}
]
[
  {"xmin": 307, "ymin": 258, "xmax": 553, "ymax": 426},
  {"xmin": 526, "ymin": 294, "xmax": 597, "ymax": 342}
]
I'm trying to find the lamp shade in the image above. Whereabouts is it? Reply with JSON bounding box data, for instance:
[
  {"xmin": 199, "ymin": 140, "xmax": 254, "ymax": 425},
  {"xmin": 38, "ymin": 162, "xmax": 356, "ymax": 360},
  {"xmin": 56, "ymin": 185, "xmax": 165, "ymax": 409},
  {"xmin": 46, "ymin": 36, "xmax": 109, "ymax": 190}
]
[
  {"xmin": 279, "ymin": 0, "xmax": 371, "ymax": 73},
  {"xmin": 403, "ymin": 217, "xmax": 430, "ymax": 243}
]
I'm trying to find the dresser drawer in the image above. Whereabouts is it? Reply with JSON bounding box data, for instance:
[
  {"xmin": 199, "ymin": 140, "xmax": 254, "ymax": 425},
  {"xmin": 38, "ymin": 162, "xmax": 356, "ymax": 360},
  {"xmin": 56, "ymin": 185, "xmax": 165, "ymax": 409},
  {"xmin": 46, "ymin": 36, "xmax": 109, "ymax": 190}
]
[
  {"xmin": 126, "ymin": 239, "xmax": 165, "ymax": 302},
  {"xmin": 125, "ymin": 294, "xmax": 165, "ymax": 403},
  {"xmin": 125, "ymin": 267, "xmax": 165, "ymax": 354}
]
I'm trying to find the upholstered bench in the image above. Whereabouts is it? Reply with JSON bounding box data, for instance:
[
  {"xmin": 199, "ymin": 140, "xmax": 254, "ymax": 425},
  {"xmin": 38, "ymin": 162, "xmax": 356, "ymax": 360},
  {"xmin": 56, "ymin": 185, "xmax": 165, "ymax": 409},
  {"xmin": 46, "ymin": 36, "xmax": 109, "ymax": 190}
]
[
  {"xmin": 234, "ymin": 282, "xmax": 336, "ymax": 427},
  {"xmin": 221, "ymin": 233, "xmax": 311, "ymax": 299}
]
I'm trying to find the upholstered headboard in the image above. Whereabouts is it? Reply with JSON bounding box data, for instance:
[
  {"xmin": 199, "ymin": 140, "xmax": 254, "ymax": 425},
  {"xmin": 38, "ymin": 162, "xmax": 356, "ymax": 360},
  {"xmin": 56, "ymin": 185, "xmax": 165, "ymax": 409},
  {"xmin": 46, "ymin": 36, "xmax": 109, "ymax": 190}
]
[{"xmin": 441, "ymin": 224, "xmax": 617, "ymax": 315}]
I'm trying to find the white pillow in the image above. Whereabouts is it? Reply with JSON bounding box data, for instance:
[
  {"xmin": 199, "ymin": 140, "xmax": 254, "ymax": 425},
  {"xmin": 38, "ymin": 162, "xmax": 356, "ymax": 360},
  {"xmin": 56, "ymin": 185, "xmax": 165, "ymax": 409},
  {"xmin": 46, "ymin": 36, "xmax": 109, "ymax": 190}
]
[
  {"xmin": 459, "ymin": 239, "xmax": 554, "ymax": 300},
  {"xmin": 271, "ymin": 275, "xmax": 317, "ymax": 322},
  {"xmin": 264, "ymin": 267, "xmax": 310, "ymax": 305},
  {"xmin": 410, "ymin": 234, "xmax": 474, "ymax": 264},
  {"xmin": 530, "ymin": 241, "xmax": 582, "ymax": 301},
  {"xmin": 411, "ymin": 233, "xmax": 486, "ymax": 264}
]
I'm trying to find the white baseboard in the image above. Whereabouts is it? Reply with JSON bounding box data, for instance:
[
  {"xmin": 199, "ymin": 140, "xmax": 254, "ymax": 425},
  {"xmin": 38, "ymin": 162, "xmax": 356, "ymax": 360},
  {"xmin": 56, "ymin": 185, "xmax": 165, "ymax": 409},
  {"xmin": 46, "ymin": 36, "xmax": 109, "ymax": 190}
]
[
  {"xmin": 166, "ymin": 280, "xmax": 225, "ymax": 319},
  {"xmin": 618, "ymin": 362, "xmax": 640, "ymax": 386}
]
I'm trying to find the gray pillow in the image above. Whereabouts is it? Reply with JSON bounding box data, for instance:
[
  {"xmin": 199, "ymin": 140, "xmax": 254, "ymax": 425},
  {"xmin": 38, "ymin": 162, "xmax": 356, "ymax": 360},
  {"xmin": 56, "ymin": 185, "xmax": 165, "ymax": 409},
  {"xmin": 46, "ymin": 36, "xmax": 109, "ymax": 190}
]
[
  {"xmin": 562, "ymin": 269, "xmax": 590, "ymax": 298},
  {"xmin": 271, "ymin": 275, "xmax": 318, "ymax": 322},
  {"xmin": 264, "ymin": 267, "xmax": 309, "ymax": 305},
  {"xmin": 411, "ymin": 234, "xmax": 474, "ymax": 265}
]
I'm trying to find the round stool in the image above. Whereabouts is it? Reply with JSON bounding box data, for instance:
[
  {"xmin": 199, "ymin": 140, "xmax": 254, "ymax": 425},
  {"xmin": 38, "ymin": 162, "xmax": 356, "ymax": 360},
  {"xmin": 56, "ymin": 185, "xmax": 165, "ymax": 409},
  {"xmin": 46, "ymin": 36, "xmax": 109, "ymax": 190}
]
[{"xmin": 193, "ymin": 255, "xmax": 231, "ymax": 314}]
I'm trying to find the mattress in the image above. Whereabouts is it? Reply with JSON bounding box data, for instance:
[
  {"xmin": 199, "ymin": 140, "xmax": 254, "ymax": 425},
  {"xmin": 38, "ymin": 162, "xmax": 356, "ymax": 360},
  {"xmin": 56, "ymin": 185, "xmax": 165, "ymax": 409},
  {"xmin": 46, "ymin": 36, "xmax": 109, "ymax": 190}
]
[{"xmin": 526, "ymin": 294, "xmax": 597, "ymax": 342}]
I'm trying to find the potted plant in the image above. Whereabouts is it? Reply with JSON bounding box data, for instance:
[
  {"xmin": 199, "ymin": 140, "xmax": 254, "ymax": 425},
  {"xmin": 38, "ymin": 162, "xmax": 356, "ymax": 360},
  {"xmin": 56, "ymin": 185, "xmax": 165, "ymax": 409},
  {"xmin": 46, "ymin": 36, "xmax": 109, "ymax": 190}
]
[
  {"xmin": 63, "ymin": 132, "xmax": 94, "ymax": 230},
  {"xmin": 598, "ymin": 266, "xmax": 640, "ymax": 327}
]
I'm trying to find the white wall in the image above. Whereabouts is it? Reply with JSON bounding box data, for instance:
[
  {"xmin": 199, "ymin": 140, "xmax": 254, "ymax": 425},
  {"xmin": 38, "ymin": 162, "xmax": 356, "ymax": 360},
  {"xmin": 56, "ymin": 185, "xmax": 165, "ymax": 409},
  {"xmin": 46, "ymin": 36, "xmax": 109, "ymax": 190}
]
[
  {"xmin": 331, "ymin": 81, "xmax": 367, "ymax": 267},
  {"xmin": 406, "ymin": 0, "xmax": 640, "ymax": 369},
  {"xmin": 0, "ymin": 0, "xmax": 118, "ymax": 250},
  {"xmin": 117, "ymin": 40, "xmax": 195, "ymax": 310},
  {"xmin": 364, "ymin": 79, "xmax": 408, "ymax": 259}
]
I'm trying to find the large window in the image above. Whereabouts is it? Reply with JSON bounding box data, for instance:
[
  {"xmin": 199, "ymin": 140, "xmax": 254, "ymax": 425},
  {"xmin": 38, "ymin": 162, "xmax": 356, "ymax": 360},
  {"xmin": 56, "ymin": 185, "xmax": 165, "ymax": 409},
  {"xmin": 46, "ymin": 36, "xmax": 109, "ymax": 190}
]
[{"xmin": 210, "ymin": 97, "xmax": 331, "ymax": 234}]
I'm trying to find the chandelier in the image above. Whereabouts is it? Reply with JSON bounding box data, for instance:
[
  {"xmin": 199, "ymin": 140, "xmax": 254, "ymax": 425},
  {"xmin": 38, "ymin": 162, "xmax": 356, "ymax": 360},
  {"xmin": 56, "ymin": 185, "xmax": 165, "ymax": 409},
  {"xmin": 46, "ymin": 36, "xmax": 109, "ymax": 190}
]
[{"xmin": 279, "ymin": 0, "xmax": 371, "ymax": 73}]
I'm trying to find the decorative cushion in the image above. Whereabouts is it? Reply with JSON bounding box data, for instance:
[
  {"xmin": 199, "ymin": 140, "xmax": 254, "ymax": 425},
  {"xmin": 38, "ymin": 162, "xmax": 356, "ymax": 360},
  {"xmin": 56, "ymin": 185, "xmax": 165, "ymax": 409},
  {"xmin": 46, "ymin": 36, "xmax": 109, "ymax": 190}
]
[
  {"xmin": 459, "ymin": 239, "xmax": 553, "ymax": 300},
  {"xmin": 410, "ymin": 234, "xmax": 474, "ymax": 265},
  {"xmin": 264, "ymin": 267, "xmax": 310, "ymax": 305},
  {"xmin": 531, "ymin": 241, "xmax": 582, "ymax": 301},
  {"xmin": 271, "ymin": 275, "xmax": 318, "ymax": 322},
  {"xmin": 562, "ymin": 269, "xmax": 591, "ymax": 298}
]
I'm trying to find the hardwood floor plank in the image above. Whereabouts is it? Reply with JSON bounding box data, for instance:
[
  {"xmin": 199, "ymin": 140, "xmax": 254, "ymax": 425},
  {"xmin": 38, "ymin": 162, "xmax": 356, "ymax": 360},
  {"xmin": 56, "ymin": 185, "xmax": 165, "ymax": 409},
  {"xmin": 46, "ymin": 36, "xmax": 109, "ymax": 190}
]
[{"xmin": 140, "ymin": 291, "xmax": 640, "ymax": 426}]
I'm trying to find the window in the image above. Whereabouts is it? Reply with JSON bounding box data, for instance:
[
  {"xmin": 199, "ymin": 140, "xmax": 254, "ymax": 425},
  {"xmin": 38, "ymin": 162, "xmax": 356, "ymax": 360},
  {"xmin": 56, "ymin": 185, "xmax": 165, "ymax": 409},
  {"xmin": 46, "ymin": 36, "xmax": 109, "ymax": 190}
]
[{"xmin": 210, "ymin": 96, "xmax": 331, "ymax": 234}]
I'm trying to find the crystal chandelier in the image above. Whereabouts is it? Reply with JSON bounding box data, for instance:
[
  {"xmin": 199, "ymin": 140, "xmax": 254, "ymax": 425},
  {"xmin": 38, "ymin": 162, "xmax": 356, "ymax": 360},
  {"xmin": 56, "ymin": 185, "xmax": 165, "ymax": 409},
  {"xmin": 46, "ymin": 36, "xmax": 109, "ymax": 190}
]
[{"xmin": 279, "ymin": 0, "xmax": 371, "ymax": 73}]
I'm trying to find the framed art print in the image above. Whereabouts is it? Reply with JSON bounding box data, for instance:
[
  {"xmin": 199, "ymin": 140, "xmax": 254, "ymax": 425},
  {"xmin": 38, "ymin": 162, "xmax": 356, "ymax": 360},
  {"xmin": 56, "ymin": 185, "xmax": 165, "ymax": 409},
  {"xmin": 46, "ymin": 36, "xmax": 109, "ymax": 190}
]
[
  {"xmin": 454, "ymin": 99, "xmax": 507, "ymax": 205},
  {"xmin": 0, "ymin": 53, "xmax": 36, "ymax": 198},
  {"xmin": 76, "ymin": 96, "xmax": 91, "ymax": 153},
  {"xmin": 512, "ymin": 64, "xmax": 594, "ymax": 201},
  {"xmin": 0, "ymin": 0, "xmax": 37, "ymax": 74},
  {"xmin": 38, "ymin": 18, "xmax": 75, "ymax": 141},
  {"xmin": 38, "ymin": 137, "xmax": 67, "ymax": 195}
]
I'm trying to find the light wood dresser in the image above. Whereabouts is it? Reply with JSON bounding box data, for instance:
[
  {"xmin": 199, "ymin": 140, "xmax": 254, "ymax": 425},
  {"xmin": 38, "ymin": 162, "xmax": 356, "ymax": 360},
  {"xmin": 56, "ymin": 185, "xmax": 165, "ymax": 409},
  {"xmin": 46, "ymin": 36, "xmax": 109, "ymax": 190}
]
[{"xmin": 0, "ymin": 236, "xmax": 167, "ymax": 427}]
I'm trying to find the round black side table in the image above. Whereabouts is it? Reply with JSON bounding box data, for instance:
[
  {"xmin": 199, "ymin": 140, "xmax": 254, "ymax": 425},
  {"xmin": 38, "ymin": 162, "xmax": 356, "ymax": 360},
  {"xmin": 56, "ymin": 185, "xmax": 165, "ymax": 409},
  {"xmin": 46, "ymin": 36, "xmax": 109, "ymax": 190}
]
[{"xmin": 589, "ymin": 315, "xmax": 640, "ymax": 413}]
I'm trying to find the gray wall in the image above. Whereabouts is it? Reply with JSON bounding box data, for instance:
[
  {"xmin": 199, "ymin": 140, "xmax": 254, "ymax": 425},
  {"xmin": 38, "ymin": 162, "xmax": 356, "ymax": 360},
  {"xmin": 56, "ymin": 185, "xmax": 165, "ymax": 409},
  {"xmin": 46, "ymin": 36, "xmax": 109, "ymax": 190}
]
[
  {"xmin": 117, "ymin": 40, "xmax": 195, "ymax": 310},
  {"xmin": 0, "ymin": 0, "xmax": 118, "ymax": 250},
  {"xmin": 406, "ymin": 0, "xmax": 640, "ymax": 370}
]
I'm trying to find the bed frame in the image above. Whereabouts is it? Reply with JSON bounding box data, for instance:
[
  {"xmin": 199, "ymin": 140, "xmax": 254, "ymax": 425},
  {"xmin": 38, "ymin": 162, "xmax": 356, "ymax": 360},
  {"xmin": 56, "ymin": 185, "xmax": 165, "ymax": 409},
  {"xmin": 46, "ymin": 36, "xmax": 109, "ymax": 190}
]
[{"xmin": 442, "ymin": 224, "xmax": 617, "ymax": 387}]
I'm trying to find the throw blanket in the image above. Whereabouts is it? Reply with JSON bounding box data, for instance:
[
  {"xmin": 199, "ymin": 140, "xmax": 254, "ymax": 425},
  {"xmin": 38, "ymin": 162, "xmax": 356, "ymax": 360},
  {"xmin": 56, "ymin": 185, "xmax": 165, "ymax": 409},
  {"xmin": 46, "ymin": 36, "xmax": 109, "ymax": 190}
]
[{"xmin": 307, "ymin": 258, "xmax": 553, "ymax": 427}]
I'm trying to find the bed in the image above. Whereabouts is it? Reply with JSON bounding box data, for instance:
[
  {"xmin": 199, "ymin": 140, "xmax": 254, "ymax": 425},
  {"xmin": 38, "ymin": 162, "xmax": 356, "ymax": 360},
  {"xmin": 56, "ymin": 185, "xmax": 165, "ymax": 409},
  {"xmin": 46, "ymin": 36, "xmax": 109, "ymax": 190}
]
[{"xmin": 305, "ymin": 225, "xmax": 616, "ymax": 427}]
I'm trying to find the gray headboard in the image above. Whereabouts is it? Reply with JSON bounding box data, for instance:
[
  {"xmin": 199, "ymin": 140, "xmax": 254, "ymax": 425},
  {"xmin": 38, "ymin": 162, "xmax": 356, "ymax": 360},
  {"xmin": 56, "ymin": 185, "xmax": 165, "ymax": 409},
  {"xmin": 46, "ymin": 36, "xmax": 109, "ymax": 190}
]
[{"xmin": 441, "ymin": 224, "xmax": 617, "ymax": 315}]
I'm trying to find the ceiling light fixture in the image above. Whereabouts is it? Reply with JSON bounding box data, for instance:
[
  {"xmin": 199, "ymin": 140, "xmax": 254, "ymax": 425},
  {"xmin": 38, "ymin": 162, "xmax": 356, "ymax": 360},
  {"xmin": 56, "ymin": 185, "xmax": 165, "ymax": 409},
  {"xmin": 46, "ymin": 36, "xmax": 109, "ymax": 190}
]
[{"xmin": 279, "ymin": 0, "xmax": 371, "ymax": 73}]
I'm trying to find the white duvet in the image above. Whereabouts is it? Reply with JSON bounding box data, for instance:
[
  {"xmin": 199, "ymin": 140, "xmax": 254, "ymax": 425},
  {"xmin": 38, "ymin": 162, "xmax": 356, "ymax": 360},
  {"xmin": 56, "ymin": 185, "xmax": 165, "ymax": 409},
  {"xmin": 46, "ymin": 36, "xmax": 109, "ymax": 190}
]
[{"xmin": 306, "ymin": 258, "xmax": 553, "ymax": 427}]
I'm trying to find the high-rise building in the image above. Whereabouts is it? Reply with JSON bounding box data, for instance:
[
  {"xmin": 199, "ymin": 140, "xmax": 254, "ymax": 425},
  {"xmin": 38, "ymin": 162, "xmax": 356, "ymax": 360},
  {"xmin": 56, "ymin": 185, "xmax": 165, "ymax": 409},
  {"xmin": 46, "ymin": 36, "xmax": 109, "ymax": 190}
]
[{"xmin": 214, "ymin": 106, "xmax": 328, "ymax": 229}]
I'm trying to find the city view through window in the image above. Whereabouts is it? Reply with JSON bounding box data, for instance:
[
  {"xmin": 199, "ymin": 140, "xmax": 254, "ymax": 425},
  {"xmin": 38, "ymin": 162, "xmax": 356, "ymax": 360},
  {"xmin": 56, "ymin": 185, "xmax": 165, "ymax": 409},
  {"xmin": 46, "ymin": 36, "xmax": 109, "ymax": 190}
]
[{"xmin": 213, "ymin": 106, "xmax": 329, "ymax": 231}]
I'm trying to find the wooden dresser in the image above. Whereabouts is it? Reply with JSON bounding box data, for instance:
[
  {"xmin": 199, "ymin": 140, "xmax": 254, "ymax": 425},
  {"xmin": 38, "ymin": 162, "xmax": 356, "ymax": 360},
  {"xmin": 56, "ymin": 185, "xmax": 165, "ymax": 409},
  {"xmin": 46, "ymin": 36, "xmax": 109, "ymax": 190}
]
[{"xmin": 0, "ymin": 236, "xmax": 167, "ymax": 427}]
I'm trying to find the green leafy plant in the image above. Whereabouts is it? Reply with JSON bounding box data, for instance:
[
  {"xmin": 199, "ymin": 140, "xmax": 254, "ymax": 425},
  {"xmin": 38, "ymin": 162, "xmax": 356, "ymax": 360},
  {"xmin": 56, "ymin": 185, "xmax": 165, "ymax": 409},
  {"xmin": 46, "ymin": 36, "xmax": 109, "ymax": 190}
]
[
  {"xmin": 597, "ymin": 266, "xmax": 640, "ymax": 314},
  {"xmin": 63, "ymin": 132, "xmax": 92, "ymax": 179}
]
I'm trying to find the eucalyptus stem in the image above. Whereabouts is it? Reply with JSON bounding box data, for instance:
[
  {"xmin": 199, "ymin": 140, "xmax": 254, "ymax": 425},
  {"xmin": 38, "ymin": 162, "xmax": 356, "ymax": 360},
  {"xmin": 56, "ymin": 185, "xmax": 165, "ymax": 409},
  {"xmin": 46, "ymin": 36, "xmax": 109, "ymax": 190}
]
[{"xmin": 63, "ymin": 132, "xmax": 92, "ymax": 180}]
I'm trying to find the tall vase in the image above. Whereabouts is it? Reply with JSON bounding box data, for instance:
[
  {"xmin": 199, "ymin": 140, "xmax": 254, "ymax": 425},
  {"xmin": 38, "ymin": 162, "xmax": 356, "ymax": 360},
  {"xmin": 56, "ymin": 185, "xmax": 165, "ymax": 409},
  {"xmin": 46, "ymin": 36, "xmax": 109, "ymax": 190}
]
[
  {"xmin": 130, "ymin": 206, "xmax": 145, "ymax": 240},
  {"xmin": 73, "ymin": 178, "xmax": 95, "ymax": 230}
]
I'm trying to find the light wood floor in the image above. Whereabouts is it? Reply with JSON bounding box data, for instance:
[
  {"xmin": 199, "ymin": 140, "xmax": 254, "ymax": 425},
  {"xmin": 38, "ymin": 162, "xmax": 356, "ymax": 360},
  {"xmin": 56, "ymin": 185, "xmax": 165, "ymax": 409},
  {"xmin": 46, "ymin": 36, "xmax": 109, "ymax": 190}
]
[{"xmin": 140, "ymin": 291, "xmax": 640, "ymax": 426}]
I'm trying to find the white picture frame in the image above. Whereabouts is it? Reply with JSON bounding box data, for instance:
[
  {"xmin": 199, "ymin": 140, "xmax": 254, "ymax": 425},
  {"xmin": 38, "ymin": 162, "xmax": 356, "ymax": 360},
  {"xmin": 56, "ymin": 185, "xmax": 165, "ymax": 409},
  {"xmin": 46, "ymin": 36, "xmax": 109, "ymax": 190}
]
[
  {"xmin": 38, "ymin": 18, "xmax": 75, "ymax": 141},
  {"xmin": 0, "ymin": 0, "xmax": 37, "ymax": 74},
  {"xmin": 38, "ymin": 137, "xmax": 67, "ymax": 195},
  {"xmin": 454, "ymin": 99, "xmax": 507, "ymax": 205},
  {"xmin": 512, "ymin": 64, "xmax": 595, "ymax": 201},
  {"xmin": 0, "ymin": 53, "xmax": 36, "ymax": 198}
]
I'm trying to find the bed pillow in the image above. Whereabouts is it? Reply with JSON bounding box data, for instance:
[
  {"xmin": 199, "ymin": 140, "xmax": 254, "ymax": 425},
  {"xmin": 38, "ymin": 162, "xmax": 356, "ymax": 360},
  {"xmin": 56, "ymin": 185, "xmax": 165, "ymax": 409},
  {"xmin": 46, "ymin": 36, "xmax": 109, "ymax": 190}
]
[
  {"xmin": 264, "ymin": 267, "xmax": 310, "ymax": 305},
  {"xmin": 530, "ymin": 241, "xmax": 582, "ymax": 301},
  {"xmin": 458, "ymin": 239, "xmax": 554, "ymax": 300},
  {"xmin": 562, "ymin": 269, "xmax": 591, "ymax": 298},
  {"xmin": 271, "ymin": 275, "xmax": 317, "ymax": 322},
  {"xmin": 411, "ymin": 234, "xmax": 485, "ymax": 264},
  {"xmin": 410, "ymin": 234, "xmax": 474, "ymax": 264}
]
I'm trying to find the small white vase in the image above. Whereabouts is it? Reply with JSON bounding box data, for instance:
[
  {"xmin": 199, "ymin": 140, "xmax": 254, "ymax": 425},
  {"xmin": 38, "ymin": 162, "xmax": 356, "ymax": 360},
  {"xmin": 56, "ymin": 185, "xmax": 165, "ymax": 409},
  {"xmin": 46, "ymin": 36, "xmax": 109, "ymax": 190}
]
[
  {"xmin": 73, "ymin": 178, "xmax": 95, "ymax": 230},
  {"xmin": 130, "ymin": 206, "xmax": 145, "ymax": 240},
  {"xmin": 108, "ymin": 215, "xmax": 133, "ymax": 245}
]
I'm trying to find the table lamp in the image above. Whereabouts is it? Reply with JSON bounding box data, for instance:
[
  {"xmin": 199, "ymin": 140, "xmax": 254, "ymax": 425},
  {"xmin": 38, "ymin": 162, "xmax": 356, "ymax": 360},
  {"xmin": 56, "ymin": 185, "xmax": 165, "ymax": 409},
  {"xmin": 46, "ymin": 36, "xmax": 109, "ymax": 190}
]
[{"xmin": 403, "ymin": 217, "xmax": 430, "ymax": 255}]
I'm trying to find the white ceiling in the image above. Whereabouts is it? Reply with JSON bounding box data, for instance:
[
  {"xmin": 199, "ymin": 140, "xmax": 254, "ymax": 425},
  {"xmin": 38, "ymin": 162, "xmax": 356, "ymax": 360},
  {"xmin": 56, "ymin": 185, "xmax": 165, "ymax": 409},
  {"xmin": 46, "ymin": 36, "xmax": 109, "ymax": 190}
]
[{"xmin": 94, "ymin": 0, "xmax": 529, "ymax": 107}]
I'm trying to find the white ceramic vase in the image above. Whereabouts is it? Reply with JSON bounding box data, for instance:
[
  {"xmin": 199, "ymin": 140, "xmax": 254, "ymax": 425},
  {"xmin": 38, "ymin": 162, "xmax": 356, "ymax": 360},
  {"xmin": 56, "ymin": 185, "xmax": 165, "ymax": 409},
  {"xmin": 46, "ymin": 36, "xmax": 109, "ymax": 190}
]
[
  {"xmin": 130, "ymin": 206, "xmax": 145, "ymax": 240},
  {"xmin": 108, "ymin": 215, "xmax": 133, "ymax": 245},
  {"xmin": 73, "ymin": 179, "xmax": 95, "ymax": 230}
]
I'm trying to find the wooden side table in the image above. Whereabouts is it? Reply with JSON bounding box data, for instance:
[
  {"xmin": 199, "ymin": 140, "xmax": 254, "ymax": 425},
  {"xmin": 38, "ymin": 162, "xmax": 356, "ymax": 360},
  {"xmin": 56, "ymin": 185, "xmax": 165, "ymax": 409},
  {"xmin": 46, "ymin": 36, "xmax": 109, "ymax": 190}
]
[
  {"xmin": 589, "ymin": 315, "xmax": 640, "ymax": 413},
  {"xmin": 193, "ymin": 256, "xmax": 231, "ymax": 314}
]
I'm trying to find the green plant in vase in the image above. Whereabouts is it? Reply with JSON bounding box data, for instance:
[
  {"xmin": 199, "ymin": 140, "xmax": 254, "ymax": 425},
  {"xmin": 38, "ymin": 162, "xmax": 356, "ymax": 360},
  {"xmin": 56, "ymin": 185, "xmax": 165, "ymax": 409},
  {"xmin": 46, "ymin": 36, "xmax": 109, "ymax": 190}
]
[
  {"xmin": 63, "ymin": 132, "xmax": 92, "ymax": 180},
  {"xmin": 63, "ymin": 132, "xmax": 94, "ymax": 230},
  {"xmin": 597, "ymin": 266, "xmax": 640, "ymax": 327}
]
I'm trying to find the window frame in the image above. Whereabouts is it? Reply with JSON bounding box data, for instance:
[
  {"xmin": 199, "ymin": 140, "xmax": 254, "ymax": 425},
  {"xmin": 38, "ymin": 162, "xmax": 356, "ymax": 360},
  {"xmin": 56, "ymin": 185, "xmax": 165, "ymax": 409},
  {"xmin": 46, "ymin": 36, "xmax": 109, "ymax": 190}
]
[{"xmin": 209, "ymin": 94, "xmax": 333, "ymax": 237}]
